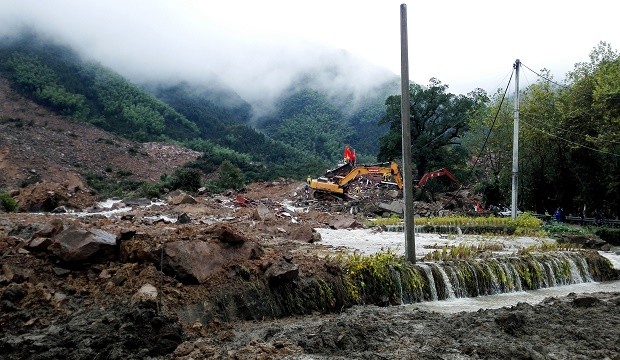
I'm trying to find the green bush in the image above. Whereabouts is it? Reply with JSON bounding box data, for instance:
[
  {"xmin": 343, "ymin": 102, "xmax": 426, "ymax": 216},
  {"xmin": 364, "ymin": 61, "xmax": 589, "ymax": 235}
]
[
  {"xmin": 139, "ymin": 182, "xmax": 165, "ymax": 199},
  {"xmin": 593, "ymin": 228, "xmax": 620, "ymax": 246},
  {"xmin": 167, "ymin": 168, "xmax": 202, "ymax": 192},
  {"xmin": 0, "ymin": 191, "xmax": 18, "ymax": 212},
  {"xmin": 217, "ymin": 160, "xmax": 245, "ymax": 190}
]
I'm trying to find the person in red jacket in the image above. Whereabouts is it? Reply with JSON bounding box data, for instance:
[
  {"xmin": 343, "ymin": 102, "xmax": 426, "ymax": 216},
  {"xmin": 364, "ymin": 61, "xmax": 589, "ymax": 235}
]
[{"xmin": 343, "ymin": 146, "xmax": 356, "ymax": 166}]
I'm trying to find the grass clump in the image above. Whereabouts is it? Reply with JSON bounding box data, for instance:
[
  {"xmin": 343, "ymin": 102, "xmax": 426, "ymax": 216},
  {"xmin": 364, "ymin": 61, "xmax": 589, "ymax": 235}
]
[
  {"xmin": 338, "ymin": 249, "xmax": 424, "ymax": 305},
  {"xmin": 370, "ymin": 212, "xmax": 543, "ymax": 236},
  {"xmin": 0, "ymin": 191, "xmax": 18, "ymax": 212},
  {"xmin": 516, "ymin": 241, "xmax": 580, "ymax": 255}
]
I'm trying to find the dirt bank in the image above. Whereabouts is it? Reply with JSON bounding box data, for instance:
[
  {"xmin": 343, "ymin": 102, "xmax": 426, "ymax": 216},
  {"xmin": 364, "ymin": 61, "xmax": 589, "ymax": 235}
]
[{"xmin": 195, "ymin": 291, "xmax": 620, "ymax": 359}]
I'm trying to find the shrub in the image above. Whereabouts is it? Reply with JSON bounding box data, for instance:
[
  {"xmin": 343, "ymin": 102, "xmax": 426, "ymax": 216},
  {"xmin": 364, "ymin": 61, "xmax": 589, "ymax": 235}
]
[
  {"xmin": 216, "ymin": 160, "xmax": 245, "ymax": 190},
  {"xmin": 167, "ymin": 168, "xmax": 202, "ymax": 192},
  {"xmin": 0, "ymin": 191, "xmax": 18, "ymax": 212},
  {"xmin": 593, "ymin": 228, "xmax": 620, "ymax": 246}
]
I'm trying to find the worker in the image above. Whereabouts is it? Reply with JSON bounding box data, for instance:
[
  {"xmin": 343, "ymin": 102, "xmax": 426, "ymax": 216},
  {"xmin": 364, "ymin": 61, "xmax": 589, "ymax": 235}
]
[{"xmin": 343, "ymin": 146, "xmax": 356, "ymax": 166}]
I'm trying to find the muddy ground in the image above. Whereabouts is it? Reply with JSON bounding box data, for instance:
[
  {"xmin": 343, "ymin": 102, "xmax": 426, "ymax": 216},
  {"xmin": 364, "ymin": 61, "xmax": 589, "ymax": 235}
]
[
  {"xmin": 1, "ymin": 183, "xmax": 619, "ymax": 359},
  {"xmin": 216, "ymin": 291, "xmax": 620, "ymax": 359}
]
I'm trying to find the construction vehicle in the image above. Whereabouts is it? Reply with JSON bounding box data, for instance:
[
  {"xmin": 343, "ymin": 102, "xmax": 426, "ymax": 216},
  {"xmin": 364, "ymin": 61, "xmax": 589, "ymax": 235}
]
[
  {"xmin": 416, "ymin": 168, "xmax": 458, "ymax": 188},
  {"xmin": 309, "ymin": 161, "xmax": 458, "ymax": 199},
  {"xmin": 309, "ymin": 161, "xmax": 403, "ymax": 197}
]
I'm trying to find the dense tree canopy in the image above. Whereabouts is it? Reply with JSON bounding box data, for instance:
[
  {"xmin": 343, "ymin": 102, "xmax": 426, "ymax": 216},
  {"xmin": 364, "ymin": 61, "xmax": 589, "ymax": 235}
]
[
  {"xmin": 378, "ymin": 78, "xmax": 487, "ymax": 179},
  {"xmin": 464, "ymin": 42, "xmax": 620, "ymax": 218}
]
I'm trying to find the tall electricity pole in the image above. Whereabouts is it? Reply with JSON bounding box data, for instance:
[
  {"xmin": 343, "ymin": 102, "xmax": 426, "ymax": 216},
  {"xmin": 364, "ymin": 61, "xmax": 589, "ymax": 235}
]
[
  {"xmin": 400, "ymin": 4, "xmax": 415, "ymax": 262},
  {"xmin": 511, "ymin": 59, "xmax": 520, "ymax": 220}
]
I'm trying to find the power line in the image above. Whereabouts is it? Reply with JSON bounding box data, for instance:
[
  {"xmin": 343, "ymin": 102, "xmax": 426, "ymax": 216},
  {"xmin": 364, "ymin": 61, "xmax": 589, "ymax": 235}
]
[
  {"xmin": 521, "ymin": 118, "xmax": 620, "ymax": 157},
  {"xmin": 520, "ymin": 62, "xmax": 568, "ymax": 89},
  {"xmin": 524, "ymin": 115, "xmax": 620, "ymax": 145}
]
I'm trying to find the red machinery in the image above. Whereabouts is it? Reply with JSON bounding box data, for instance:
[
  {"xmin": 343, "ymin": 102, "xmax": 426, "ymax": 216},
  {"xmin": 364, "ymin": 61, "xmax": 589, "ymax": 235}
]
[{"xmin": 416, "ymin": 168, "xmax": 458, "ymax": 188}]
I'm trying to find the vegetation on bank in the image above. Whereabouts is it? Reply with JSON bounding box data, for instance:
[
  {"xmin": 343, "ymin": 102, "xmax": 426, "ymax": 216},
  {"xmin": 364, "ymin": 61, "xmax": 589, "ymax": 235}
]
[
  {"xmin": 0, "ymin": 191, "xmax": 17, "ymax": 212},
  {"xmin": 371, "ymin": 213, "xmax": 544, "ymax": 236},
  {"xmin": 83, "ymin": 160, "xmax": 247, "ymax": 199}
]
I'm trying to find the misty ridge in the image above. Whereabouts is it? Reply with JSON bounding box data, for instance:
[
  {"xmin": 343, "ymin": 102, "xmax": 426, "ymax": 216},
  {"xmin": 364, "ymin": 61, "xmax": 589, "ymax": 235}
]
[
  {"xmin": 0, "ymin": 6, "xmax": 400, "ymax": 121},
  {"xmin": 0, "ymin": 23, "xmax": 402, "ymax": 183}
]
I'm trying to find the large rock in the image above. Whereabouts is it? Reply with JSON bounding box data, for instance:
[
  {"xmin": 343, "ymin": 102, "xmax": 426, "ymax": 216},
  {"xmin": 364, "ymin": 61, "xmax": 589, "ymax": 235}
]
[
  {"xmin": 163, "ymin": 239, "xmax": 263, "ymax": 284},
  {"xmin": 329, "ymin": 216, "xmax": 363, "ymax": 229},
  {"xmin": 265, "ymin": 259, "xmax": 299, "ymax": 284},
  {"xmin": 210, "ymin": 224, "xmax": 249, "ymax": 245},
  {"xmin": 48, "ymin": 227, "xmax": 118, "ymax": 262},
  {"xmin": 378, "ymin": 200, "xmax": 404, "ymax": 215},
  {"xmin": 253, "ymin": 204, "xmax": 276, "ymax": 221},
  {"xmin": 289, "ymin": 224, "xmax": 321, "ymax": 243},
  {"xmin": 167, "ymin": 191, "xmax": 197, "ymax": 205},
  {"xmin": 122, "ymin": 197, "xmax": 152, "ymax": 206},
  {"xmin": 31, "ymin": 218, "xmax": 64, "ymax": 240},
  {"xmin": 17, "ymin": 184, "xmax": 68, "ymax": 212}
]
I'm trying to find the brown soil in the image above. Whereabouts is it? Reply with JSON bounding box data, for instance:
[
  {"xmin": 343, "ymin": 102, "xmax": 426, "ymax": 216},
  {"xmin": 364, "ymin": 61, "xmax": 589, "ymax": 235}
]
[
  {"xmin": 0, "ymin": 76, "xmax": 200, "ymax": 206},
  {"xmin": 1, "ymin": 75, "xmax": 619, "ymax": 359}
]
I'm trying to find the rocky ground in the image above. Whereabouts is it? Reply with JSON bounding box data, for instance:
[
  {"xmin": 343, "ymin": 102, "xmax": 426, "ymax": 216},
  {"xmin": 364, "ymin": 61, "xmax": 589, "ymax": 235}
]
[
  {"xmin": 1, "ymin": 75, "xmax": 619, "ymax": 359},
  {"xmin": 1, "ymin": 182, "xmax": 619, "ymax": 359}
]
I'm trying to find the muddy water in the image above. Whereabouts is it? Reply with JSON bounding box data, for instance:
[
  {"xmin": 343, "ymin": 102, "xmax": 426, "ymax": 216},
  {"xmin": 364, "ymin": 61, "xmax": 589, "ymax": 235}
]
[
  {"xmin": 317, "ymin": 227, "xmax": 620, "ymax": 312},
  {"xmin": 315, "ymin": 228, "xmax": 549, "ymax": 257},
  {"xmin": 413, "ymin": 280, "xmax": 620, "ymax": 313}
]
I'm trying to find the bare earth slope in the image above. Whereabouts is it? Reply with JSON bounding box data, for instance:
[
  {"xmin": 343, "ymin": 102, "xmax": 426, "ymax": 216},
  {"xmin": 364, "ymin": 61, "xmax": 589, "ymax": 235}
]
[{"xmin": 0, "ymin": 76, "xmax": 200, "ymax": 201}]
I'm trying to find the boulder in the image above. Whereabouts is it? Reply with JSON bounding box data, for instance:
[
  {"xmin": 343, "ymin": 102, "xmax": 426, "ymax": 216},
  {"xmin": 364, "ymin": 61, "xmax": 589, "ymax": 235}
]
[
  {"xmin": 132, "ymin": 283, "xmax": 158, "ymax": 303},
  {"xmin": 253, "ymin": 204, "xmax": 275, "ymax": 221},
  {"xmin": 27, "ymin": 237, "xmax": 54, "ymax": 251},
  {"xmin": 177, "ymin": 213, "xmax": 191, "ymax": 224},
  {"xmin": 163, "ymin": 239, "xmax": 263, "ymax": 284},
  {"xmin": 31, "ymin": 219, "xmax": 64, "ymax": 240},
  {"xmin": 329, "ymin": 216, "xmax": 362, "ymax": 229},
  {"xmin": 289, "ymin": 224, "xmax": 321, "ymax": 243},
  {"xmin": 168, "ymin": 192, "xmax": 197, "ymax": 205},
  {"xmin": 48, "ymin": 227, "xmax": 118, "ymax": 263},
  {"xmin": 209, "ymin": 224, "xmax": 249, "ymax": 245},
  {"xmin": 17, "ymin": 185, "xmax": 68, "ymax": 212},
  {"xmin": 265, "ymin": 260, "xmax": 299, "ymax": 284},
  {"xmin": 122, "ymin": 197, "xmax": 152, "ymax": 206},
  {"xmin": 378, "ymin": 200, "xmax": 404, "ymax": 215},
  {"xmin": 119, "ymin": 237, "xmax": 160, "ymax": 263},
  {"xmin": 573, "ymin": 296, "xmax": 601, "ymax": 308}
]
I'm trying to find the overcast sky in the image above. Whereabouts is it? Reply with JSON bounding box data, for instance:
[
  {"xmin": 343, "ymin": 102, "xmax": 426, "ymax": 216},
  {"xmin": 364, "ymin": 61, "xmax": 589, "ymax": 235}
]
[{"xmin": 1, "ymin": 0, "xmax": 618, "ymax": 99}]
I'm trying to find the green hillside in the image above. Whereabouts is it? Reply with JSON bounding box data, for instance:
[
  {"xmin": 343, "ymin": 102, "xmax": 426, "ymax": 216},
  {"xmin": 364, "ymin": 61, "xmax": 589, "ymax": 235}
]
[
  {"xmin": 0, "ymin": 31, "xmax": 328, "ymax": 187},
  {"xmin": 255, "ymin": 73, "xmax": 398, "ymax": 164}
]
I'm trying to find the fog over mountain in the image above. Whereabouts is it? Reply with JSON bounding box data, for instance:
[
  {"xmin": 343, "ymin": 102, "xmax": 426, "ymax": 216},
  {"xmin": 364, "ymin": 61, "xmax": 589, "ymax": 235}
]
[{"xmin": 0, "ymin": 0, "xmax": 398, "ymax": 118}]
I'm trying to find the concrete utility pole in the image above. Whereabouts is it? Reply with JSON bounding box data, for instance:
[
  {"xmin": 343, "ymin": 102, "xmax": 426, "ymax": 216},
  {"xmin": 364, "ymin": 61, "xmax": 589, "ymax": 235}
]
[
  {"xmin": 400, "ymin": 4, "xmax": 415, "ymax": 262},
  {"xmin": 511, "ymin": 59, "xmax": 520, "ymax": 220}
]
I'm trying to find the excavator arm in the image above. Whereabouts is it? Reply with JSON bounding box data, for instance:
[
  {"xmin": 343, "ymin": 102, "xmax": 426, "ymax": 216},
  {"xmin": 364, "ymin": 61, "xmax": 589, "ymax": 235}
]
[
  {"xmin": 309, "ymin": 162, "xmax": 403, "ymax": 196},
  {"xmin": 416, "ymin": 168, "xmax": 458, "ymax": 188}
]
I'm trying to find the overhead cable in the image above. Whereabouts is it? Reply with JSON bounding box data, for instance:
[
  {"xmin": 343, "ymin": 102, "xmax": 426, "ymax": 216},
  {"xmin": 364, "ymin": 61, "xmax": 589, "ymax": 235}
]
[{"xmin": 520, "ymin": 119, "xmax": 619, "ymax": 157}]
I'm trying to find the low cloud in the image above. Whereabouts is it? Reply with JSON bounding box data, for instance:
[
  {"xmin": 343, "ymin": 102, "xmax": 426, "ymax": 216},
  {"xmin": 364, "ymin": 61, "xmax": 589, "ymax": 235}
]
[{"xmin": 0, "ymin": 0, "xmax": 397, "ymax": 117}]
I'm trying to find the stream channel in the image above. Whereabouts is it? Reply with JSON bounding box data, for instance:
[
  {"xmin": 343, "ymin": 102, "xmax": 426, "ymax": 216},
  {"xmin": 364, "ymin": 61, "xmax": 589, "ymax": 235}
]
[{"xmin": 317, "ymin": 228, "xmax": 620, "ymax": 313}]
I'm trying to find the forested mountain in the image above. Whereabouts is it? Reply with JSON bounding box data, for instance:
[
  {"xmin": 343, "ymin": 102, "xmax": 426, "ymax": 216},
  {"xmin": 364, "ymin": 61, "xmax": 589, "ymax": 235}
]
[
  {"xmin": 256, "ymin": 76, "xmax": 397, "ymax": 164},
  {"xmin": 0, "ymin": 31, "xmax": 397, "ymax": 183},
  {"xmin": 2, "ymin": 29, "xmax": 618, "ymax": 219},
  {"xmin": 0, "ymin": 31, "xmax": 336, "ymax": 183}
]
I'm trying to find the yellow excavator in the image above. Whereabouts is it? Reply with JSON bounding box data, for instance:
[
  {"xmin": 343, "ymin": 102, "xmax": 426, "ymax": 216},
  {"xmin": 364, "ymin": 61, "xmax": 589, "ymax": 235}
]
[{"xmin": 309, "ymin": 161, "xmax": 403, "ymax": 197}]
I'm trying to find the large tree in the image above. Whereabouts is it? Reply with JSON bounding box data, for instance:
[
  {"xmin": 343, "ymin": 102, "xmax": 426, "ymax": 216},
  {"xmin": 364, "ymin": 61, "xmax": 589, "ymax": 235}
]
[
  {"xmin": 378, "ymin": 78, "xmax": 487, "ymax": 179},
  {"xmin": 556, "ymin": 42, "xmax": 620, "ymax": 217}
]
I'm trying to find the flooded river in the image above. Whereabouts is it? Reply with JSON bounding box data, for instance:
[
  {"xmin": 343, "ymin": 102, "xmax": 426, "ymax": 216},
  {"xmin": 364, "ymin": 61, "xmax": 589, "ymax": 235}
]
[{"xmin": 317, "ymin": 227, "xmax": 620, "ymax": 313}]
